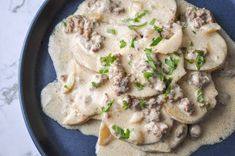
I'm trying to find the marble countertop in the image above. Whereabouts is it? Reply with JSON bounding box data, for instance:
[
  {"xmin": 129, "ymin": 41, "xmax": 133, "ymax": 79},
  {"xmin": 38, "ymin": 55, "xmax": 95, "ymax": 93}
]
[{"xmin": 0, "ymin": 0, "xmax": 45, "ymax": 155}]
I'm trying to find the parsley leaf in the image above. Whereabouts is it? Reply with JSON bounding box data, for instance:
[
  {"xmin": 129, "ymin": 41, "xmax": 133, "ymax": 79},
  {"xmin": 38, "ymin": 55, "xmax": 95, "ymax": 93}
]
[
  {"xmin": 164, "ymin": 77, "xmax": 172, "ymax": 96},
  {"xmin": 143, "ymin": 71, "xmax": 154, "ymax": 80},
  {"xmin": 144, "ymin": 48, "xmax": 164, "ymax": 81},
  {"xmin": 139, "ymin": 99, "xmax": 145, "ymax": 109},
  {"xmin": 107, "ymin": 28, "xmax": 117, "ymax": 35},
  {"xmin": 154, "ymin": 26, "xmax": 163, "ymax": 33},
  {"xmin": 149, "ymin": 18, "xmax": 156, "ymax": 25},
  {"xmin": 134, "ymin": 82, "xmax": 144, "ymax": 91},
  {"xmin": 165, "ymin": 56, "xmax": 179, "ymax": 74},
  {"xmin": 122, "ymin": 100, "xmax": 129, "ymax": 110},
  {"xmin": 130, "ymin": 38, "xmax": 136, "ymax": 48},
  {"xmin": 91, "ymin": 82, "xmax": 100, "ymax": 88},
  {"xmin": 120, "ymin": 40, "xmax": 127, "ymax": 48},
  {"xmin": 112, "ymin": 125, "xmax": 130, "ymax": 140},
  {"xmin": 150, "ymin": 36, "xmax": 162, "ymax": 47},
  {"xmin": 101, "ymin": 100, "xmax": 114, "ymax": 113},
  {"xmin": 196, "ymin": 88, "xmax": 205, "ymax": 103},
  {"xmin": 128, "ymin": 22, "xmax": 147, "ymax": 30},
  {"xmin": 100, "ymin": 54, "xmax": 117, "ymax": 67},
  {"xmin": 99, "ymin": 68, "xmax": 109, "ymax": 75},
  {"xmin": 195, "ymin": 50, "xmax": 205, "ymax": 70},
  {"xmin": 133, "ymin": 10, "xmax": 149, "ymax": 23}
]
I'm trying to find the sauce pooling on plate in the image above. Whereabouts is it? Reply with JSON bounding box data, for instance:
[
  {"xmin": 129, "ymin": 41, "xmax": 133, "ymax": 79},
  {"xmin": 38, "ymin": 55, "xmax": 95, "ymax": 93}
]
[{"xmin": 41, "ymin": 0, "xmax": 235, "ymax": 155}]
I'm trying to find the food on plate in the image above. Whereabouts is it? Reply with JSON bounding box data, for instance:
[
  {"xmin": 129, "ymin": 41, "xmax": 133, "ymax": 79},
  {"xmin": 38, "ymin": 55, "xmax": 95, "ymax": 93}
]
[{"xmin": 41, "ymin": 0, "xmax": 235, "ymax": 155}]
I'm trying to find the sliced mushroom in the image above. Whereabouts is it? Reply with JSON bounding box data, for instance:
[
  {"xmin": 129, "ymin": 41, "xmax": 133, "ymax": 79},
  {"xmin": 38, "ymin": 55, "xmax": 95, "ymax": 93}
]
[
  {"xmin": 164, "ymin": 73, "xmax": 218, "ymax": 124},
  {"xmin": 183, "ymin": 21, "xmax": 227, "ymax": 71},
  {"xmin": 153, "ymin": 23, "xmax": 183, "ymax": 54},
  {"xmin": 98, "ymin": 122, "xmax": 114, "ymax": 146}
]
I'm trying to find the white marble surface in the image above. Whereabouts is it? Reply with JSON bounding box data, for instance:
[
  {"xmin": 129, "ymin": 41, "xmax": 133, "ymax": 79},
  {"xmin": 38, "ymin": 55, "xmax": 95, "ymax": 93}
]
[{"xmin": 0, "ymin": 0, "xmax": 45, "ymax": 156}]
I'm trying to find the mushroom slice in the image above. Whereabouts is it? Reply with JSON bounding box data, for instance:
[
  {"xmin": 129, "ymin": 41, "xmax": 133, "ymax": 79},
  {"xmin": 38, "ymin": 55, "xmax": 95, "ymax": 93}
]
[
  {"xmin": 164, "ymin": 73, "xmax": 218, "ymax": 124},
  {"xmin": 42, "ymin": 60, "xmax": 114, "ymax": 126},
  {"xmin": 183, "ymin": 25, "xmax": 227, "ymax": 71},
  {"xmin": 98, "ymin": 122, "xmax": 114, "ymax": 146},
  {"xmin": 132, "ymin": 121, "xmax": 188, "ymax": 153},
  {"xmin": 153, "ymin": 23, "xmax": 183, "ymax": 54},
  {"xmin": 104, "ymin": 104, "xmax": 173, "ymax": 145}
]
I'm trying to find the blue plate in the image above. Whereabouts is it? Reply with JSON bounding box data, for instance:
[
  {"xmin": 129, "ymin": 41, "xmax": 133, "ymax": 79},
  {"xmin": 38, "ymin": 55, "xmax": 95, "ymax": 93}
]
[{"xmin": 19, "ymin": 0, "xmax": 235, "ymax": 155}]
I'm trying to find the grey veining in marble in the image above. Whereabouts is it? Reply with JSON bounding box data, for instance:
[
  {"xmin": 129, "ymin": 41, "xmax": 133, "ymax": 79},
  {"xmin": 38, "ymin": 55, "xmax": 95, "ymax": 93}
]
[{"xmin": 0, "ymin": 0, "xmax": 45, "ymax": 156}]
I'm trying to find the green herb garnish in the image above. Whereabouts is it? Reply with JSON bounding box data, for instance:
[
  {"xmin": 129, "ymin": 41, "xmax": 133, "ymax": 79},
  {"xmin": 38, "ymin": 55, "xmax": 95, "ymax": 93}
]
[
  {"xmin": 122, "ymin": 100, "xmax": 129, "ymax": 110},
  {"xmin": 100, "ymin": 54, "xmax": 117, "ymax": 67},
  {"xmin": 165, "ymin": 56, "xmax": 179, "ymax": 74},
  {"xmin": 63, "ymin": 21, "xmax": 67, "ymax": 27},
  {"xmin": 128, "ymin": 22, "xmax": 147, "ymax": 30},
  {"xmin": 196, "ymin": 88, "xmax": 205, "ymax": 103},
  {"xmin": 133, "ymin": 10, "xmax": 149, "ymax": 23},
  {"xmin": 149, "ymin": 18, "xmax": 156, "ymax": 25},
  {"xmin": 120, "ymin": 40, "xmax": 127, "ymax": 48},
  {"xmin": 139, "ymin": 98, "xmax": 146, "ymax": 109},
  {"xmin": 150, "ymin": 36, "xmax": 163, "ymax": 47},
  {"xmin": 101, "ymin": 100, "xmax": 114, "ymax": 113},
  {"xmin": 144, "ymin": 48, "xmax": 164, "ymax": 81},
  {"xmin": 164, "ymin": 77, "xmax": 172, "ymax": 96},
  {"xmin": 107, "ymin": 28, "xmax": 117, "ymax": 35},
  {"xmin": 99, "ymin": 68, "xmax": 109, "ymax": 75},
  {"xmin": 195, "ymin": 50, "xmax": 205, "ymax": 70},
  {"xmin": 130, "ymin": 38, "xmax": 136, "ymax": 48},
  {"xmin": 144, "ymin": 71, "xmax": 154, "ymax": 80},
  {"xmin": 91, "ymin": 82, "xmax": 100, "ymax": 88},
  {"xmin": 154, "ymin": 26, "xmax": 163, "ymax": 33},
  {"xmin": 64, "ymin": 84, "xmax": 69, "ymax": 89},
  {"xmin": 134, "ymin": 82, "xmax": 144, "ymax": 91},
  {"xmin": 112, "ymin": 125, "xmax": 130, "ymax": 140}
]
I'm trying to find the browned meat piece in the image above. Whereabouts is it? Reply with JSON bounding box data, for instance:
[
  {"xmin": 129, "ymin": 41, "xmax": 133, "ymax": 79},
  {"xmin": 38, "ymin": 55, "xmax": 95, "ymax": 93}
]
[
  {"xmin": 109, "ymin": 55, "xmax": 130, "ymax": 95},
  {"xmin": 178, "ymin": 98, "xmax": 194, "ymax": 115},
  {"xmin": 186, "ymin": 7, "xmax": 214, "ymax": 29},
  {"xmin": 188, "ymin": 72, "xmax": 210, "ymax": 88},
  {"xmin": 64, "ymin": 15, "xmax": 105, "ymax": 52},
  {"xmin": 109, "ymin": 0, "xmax": 125, "ymax": 15}
]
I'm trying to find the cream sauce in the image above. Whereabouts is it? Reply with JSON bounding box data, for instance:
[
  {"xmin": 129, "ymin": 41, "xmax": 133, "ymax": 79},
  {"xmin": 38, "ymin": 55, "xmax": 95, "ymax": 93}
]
[{"xmin": 41, "ymin": 0, "xmax": 235, "ymax": 155}]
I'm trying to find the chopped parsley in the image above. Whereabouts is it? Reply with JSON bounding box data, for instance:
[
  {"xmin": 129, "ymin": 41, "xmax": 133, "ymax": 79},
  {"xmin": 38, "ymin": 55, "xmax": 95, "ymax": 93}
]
[
  {"xmin": 101, "ymin": 100, "xmax": 114, "ymax": 113},
  {"xmin": 63, "ymin": 21, "xmax": 67, "ymax": 27},
  {"xmin": 150, "ymin": 36, "xmax": 163, "ymax": 47},
  {"xmin": 164, "ymin": 77, "xmax": 172, "ymax": 96},
  {"xmin": 165, "ymin": 56, "xmax": 179, "ymax": 74},
  {"xmin": 144, "ymin": 48, "xmax": 164, "ymax": 81},
  {"xmin": 120, "ymin": 40, "xmax": 127, "ymax": 48},
  {"xmin": 99, "ymin": 68, "xmax": 109, "ymax": 75},
  {"xmin": 133, "ymin": 10, "xmax": 149, "ymax": 23},
  {"xmin": 149, "ymin": 18, "xmax": 156, "ymax": 25},
  {"xmin": 143, "ymin": 71, "xmax": 154, "ymax": 80},
  {"xmin": 107, "ymin": 28, "xmax": 117, "ymax": 35},
  {"xmin": 196, "ymin": 88, "xmax": 205, "ymax": 103},
  {"xmin": 112, "ymin": 125, "xmax": 130, "ymax": 140},
  {"xmin": 130, "ymin": 38, "xmax": 136, "ymax": 48},
  {"xmin": 64, "ymin": 84, "xmax": 69, "ymax": 89},
  {"xmin": 91, "ymin": 82, "xmax": 100, "ymax": 88},
  {"xmin": 144, "ymin": 48, "xmax": 157, "ymax": 70},
  {"xmin": 134, "ymin": 82, "xmax": 144, "ymax": 91},
  {"xmin": 154, "ymin": 26, "xmax": 163, "ymax": 33},
  {"xmin": 139, "ymin": 99, "xmax": 146, "ymax": 109},
  {"xmin": 195, "ymin": 50, "xmax": 205, "ymax": 70},
  {"xmin": 128, "ymin": 22, "xmax": 147, "ymax": 30},
  {"xmin": 122, "ymin": 100, "xmax": 129, "ymax": 110},
  {"xmin": 100, "ymin": 54, "xmax": 117, "ymax": 67}
]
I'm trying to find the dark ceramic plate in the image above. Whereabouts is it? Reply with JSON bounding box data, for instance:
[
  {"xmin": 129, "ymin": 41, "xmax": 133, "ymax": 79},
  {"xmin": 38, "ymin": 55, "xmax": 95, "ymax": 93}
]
[{"xmin": 19, "ymin": 0, "xmax": 235, "ymax": 156}]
